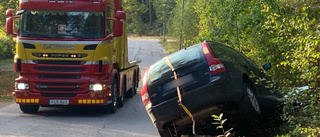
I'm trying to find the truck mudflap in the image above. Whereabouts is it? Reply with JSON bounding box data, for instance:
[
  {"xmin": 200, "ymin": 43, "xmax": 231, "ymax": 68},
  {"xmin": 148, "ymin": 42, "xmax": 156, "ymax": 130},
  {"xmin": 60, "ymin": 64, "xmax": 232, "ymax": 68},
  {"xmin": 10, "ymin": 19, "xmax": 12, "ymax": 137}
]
[{"xmin": 148, "ymin": 75, "xmax": 243, "ymax": 130}]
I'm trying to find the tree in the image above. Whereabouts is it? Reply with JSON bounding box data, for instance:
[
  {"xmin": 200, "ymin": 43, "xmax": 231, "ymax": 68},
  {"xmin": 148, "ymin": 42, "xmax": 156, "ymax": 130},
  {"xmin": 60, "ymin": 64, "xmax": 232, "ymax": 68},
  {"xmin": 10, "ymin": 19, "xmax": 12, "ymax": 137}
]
[
  {"xmin": 123, "ymin": 0, "xmax": 148, "ymax": 35},
  {"xmin": 167, "ymin": 0, "xmax": 199, "ymax": 48},
  {"xmin": 153, "ymin": 0, "xmax": 175, "ymax": 41},
  {"xmin": 0, "ymin": 0, "xmax": 18, "ymax": 59}
]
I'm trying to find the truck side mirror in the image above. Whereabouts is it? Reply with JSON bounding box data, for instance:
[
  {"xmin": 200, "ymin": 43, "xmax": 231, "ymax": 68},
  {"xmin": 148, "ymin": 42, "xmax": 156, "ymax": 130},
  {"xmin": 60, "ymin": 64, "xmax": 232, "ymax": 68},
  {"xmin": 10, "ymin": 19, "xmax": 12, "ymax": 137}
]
[
  {"xmin": 113, "ymin": 11, "xmax": 126, "ymax": 37},
  {"xmin": 263, "ymin": 62, "xmax": 271, "ymax": 71},
  {"xmin": 6, "ymin": 9, "xmax": 17, "ymax": 37},
  {"xmin": 115, "ymin": 11, "xmax": 126, "ymax": 20}
]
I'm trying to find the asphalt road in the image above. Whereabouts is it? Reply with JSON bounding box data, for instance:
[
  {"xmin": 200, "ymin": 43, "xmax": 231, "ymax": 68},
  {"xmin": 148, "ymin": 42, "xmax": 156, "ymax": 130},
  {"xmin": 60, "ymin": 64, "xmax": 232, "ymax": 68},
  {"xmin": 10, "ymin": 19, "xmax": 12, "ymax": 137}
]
[{"xmin": 0, "ymin": 38, "xmax": 167, "ymax": 137}]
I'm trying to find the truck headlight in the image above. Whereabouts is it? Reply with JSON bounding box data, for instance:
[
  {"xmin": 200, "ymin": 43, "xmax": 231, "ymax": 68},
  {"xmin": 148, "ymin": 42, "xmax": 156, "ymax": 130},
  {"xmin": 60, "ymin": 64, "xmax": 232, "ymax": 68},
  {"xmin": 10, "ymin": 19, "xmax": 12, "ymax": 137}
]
[
  {"xmin": 15, "ymin": 82, "xmax": 29, "ymax": 90},
  {"xmin": 89, "ymin": 84, "xmax": 106, "ymax": 91}
]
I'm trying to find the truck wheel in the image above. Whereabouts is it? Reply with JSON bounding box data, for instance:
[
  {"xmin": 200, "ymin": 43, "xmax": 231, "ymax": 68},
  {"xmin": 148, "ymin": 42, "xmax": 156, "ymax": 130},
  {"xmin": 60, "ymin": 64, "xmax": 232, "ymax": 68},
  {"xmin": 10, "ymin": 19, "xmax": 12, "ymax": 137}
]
[
  {"xmin": 117, "ymin": 80, "xmax": 125, "ymax": 107},
  {"xmin": 132, "ymin": 81, "xmax": 137, "ymax": 95},
  {"xmin": 133, "ymin": 73, "xmax": 138, "ymax": 95},
  {"xmin": 239, "ymin": 83, "xmax": 261, "ymax": 120},
  {"xmin": 19, "ymin": 104, "xmax": 39, "ymax": 113},
  {"xmin": 125, "ymin": 82, "xmax": 134, "ymax": 98},
  {"xmin": 126, "ymin": 87, "xmax": 134, "ymax": 98},
  {"xmin": 108, "ymin": 77, "xmax": 118, "ymax": 114}
]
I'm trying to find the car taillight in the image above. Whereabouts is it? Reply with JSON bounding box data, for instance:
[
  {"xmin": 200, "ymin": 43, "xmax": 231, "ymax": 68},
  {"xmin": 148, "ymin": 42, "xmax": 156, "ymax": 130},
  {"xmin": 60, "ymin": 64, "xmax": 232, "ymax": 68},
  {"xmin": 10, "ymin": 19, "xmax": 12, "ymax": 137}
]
[
  {"xmin": 202, "ymin": 42, "xmax": 227, "ymax": 75},
  {"xmin": 141, "ymin": 67, "xmax": 151, "ymax": 109}
]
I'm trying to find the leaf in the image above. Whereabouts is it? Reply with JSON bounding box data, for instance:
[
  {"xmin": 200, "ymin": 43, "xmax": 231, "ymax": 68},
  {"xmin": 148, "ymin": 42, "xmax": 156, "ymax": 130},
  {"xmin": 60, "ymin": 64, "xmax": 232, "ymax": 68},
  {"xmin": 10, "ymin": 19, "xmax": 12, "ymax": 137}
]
[
  {"xmin": 212, "ymin": 122, "xmax": 221, "ymax": 125},
  {"xmin": 221, "ymin": 119, "xmax": 227, "ymax": 125},
  {"xmin": 212, "ymin": 114, "xmax": 219, "ymax": 119},
  {"xmin": 216, "ymin": 126, "xmax": 223, "ymax": 129},
  {"xmin": 219, "ymin": 113, "xmax": 224, "ymax": 119}
]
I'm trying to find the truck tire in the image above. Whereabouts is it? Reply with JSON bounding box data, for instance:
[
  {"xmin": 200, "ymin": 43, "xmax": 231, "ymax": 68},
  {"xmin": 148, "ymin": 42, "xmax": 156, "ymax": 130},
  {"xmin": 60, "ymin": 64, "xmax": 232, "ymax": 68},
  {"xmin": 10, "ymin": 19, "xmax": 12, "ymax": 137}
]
[
  {"xmin": 19, "ymin": 104, "xmax": 39, "ymax": 113},
  {"xmin": 132, "ymin": 80, "xmax": 137, "ymax": 95},
  {"xmin": 239, "ymin": 83, "xmax": 261, "ymax": 120},
  {"xmin": 108, "ymin": 76, "xmax": 118, "ymax": 114},
  {"xmin": 133, "ymin": 71, "xmax": 138, "ymax": 95},
  {"xmin": 126, "ymin": 87, "xmax": 134, "ymax": 98},
  {"xmin": 125, "ymin": 81, "xmax": 134, "ymax": 98},
  {"xmin": 117, "ymin": 80, "xmax": 125, "ymax": 107}
]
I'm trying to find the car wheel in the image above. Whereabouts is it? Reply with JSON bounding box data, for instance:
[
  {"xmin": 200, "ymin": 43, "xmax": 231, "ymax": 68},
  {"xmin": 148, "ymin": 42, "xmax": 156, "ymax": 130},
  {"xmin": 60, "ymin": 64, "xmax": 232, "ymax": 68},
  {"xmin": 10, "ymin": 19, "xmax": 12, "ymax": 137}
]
[
  {"xmin": 108, "ymin": 77, "xmax": 118, "ymax": 114},
  {"xmin": 19, "ymin": 104, "xmax": 39, "ymax": 113},
  {"xmin": 240, "ymin": 83, "xmax": 261, "ymax": 119}
]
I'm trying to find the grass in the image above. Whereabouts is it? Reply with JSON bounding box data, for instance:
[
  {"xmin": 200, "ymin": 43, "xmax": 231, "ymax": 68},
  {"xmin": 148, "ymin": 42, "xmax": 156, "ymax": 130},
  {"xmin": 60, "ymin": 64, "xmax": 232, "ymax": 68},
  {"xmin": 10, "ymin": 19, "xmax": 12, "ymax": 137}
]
[
  {"xmin": 0, "ymin": 59, "xmax": 17, "ymax": 107},
  {"xmin": 160, "ymin": 40, "xmax": 180, "ymax": 54},
  {"xmin": 0, "ymin": 59, "xmax": 14, "ymax": 71}
]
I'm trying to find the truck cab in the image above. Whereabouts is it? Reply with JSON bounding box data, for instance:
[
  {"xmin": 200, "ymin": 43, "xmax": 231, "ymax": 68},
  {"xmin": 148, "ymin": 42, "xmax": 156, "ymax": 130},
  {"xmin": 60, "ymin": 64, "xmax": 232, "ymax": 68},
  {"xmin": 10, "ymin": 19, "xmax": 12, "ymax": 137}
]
[{"xmin": 5, "ymin": 0, "xmax": 140, "ymax": 113}]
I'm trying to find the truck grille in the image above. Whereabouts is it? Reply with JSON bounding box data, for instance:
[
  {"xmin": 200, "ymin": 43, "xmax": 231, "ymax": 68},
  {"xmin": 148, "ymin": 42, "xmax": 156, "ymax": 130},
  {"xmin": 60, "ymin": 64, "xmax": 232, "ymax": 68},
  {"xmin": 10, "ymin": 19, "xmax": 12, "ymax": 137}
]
[
  {"xmin": 30, "ymin": 60, "xmax": 89, "ymax": 93},
  {"xmin": 41, "ymin": 93, "xmax": 77, "ymax": 97},
  {"xmin": 38, "ymin": 74, "xmax": 81, "ymax": 79},
  {"xmin": 33, "ymin": 60, "xmax": 86, "ymax": 65},
  {"xmin": 35, "ymin": 83, "xmax": 84, "ymax": 92},
  {"xmin": 35, "ymin": 67, "xmax": 83, "ymax": 72}
]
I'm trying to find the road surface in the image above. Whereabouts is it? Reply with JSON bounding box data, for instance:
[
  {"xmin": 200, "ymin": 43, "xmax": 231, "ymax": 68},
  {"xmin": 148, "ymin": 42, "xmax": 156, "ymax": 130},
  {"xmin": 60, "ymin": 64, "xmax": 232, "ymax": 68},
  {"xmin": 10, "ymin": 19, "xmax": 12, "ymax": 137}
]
[{"xmin": 0, "ymin": 38, "xmax": 167, "ymax": 137}]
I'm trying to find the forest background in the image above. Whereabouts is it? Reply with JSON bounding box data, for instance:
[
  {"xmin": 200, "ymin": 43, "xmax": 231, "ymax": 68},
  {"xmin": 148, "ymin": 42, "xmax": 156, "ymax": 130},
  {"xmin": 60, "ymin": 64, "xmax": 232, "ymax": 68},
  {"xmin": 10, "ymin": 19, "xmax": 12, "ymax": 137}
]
[{"xmin": 0, "ymin": 0, "xmax": 319, "ymax": 136}]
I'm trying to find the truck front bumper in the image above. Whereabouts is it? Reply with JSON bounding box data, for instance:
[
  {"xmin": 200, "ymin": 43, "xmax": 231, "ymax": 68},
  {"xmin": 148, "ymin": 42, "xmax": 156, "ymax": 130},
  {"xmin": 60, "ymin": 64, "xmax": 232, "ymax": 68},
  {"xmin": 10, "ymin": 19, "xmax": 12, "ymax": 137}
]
[{"xmin": 14, "ymin": 90, "xmax": 112, "ymax": 106}]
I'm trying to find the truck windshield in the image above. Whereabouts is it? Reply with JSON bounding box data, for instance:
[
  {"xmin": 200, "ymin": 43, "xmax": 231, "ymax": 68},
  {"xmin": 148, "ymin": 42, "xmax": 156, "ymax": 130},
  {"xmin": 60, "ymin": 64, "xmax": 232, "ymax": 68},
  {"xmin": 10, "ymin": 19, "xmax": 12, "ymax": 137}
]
[{"xmin": 19, "ymin": 10, "xmax": 105, "ymax": 39}]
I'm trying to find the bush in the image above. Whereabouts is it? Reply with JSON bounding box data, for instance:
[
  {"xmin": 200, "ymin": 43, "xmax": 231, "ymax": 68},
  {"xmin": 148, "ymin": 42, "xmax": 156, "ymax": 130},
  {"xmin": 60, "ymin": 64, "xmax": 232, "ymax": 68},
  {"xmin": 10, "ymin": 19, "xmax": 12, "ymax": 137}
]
[{"xmin": 0, "ymin": 34, "xmax": 15, "ymax": 59}]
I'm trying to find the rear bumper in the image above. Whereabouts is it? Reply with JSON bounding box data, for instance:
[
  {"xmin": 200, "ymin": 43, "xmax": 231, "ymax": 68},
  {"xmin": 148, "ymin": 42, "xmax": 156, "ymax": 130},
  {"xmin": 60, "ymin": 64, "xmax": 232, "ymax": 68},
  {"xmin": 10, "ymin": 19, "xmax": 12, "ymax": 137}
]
[
  {"xmin": 148, "ymin": 74, "xmax": 243, "ymax": 130},
  {"xmin": 14, "ymin": 90, "xmax": 111, "ymax": 106}
]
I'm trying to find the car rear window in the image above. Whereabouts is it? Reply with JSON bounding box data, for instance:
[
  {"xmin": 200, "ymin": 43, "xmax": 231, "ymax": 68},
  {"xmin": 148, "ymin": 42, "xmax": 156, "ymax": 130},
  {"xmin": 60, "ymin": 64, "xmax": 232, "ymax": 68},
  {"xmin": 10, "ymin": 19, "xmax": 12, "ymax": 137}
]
[{"xmin": 148, "ymin": 46, "xmax": 201, "ymax": 83}]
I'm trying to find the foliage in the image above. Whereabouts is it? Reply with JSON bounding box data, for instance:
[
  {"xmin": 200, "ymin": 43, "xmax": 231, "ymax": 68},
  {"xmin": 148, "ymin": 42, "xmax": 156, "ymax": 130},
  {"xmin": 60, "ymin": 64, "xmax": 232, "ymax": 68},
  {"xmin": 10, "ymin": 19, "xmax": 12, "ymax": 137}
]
[
  {"xmin": 0, "ymin": 0, "xmax": 19, "ymax": 28},
  {"xmin": 0, "ymin": 32, "xmax": 14, "ymax": 59},
  {"xmin": 212, "ymin": 113, "xmax": 233, "ymax": 137},
  {"xmin": 161, "ymin": 0, "xmax": 320, "ymax": 135},
  {"xmin": 0, "ymin": 0, "xmax": 18, "ymax": 59},
  {"xmin": 166, "ymin": 0, "xmax": 200, "ymax": 49},
  {"xmin": 123, "ymin": 0, "xmax": 148, "ymax": 36},
  {"xmin": 258, "ymin": 2, "xmax": 320, "ymax": 136}
]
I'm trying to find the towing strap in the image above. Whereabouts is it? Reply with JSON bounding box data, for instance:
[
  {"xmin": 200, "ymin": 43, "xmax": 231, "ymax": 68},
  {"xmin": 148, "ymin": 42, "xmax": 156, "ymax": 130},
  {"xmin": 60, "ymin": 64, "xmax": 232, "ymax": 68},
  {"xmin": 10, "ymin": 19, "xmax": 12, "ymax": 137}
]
[{"xmin": 163, "ymin": 57, "xmax": 196, "ymax": 135}]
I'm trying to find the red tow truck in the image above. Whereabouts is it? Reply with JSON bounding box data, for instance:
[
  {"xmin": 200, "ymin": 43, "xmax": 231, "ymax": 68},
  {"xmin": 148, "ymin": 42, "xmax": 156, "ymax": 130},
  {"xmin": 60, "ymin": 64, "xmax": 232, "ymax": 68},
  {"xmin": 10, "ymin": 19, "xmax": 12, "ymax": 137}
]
[{"xmin": 5, "ymin": 0, "xmax": 140, "ymax": 113}]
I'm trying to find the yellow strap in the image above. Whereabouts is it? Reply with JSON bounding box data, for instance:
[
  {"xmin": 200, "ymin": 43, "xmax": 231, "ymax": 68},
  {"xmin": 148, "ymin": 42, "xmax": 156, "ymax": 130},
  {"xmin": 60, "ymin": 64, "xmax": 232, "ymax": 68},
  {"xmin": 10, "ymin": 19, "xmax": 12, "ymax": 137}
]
[
  {"xmin": 163, "ymin": 57, "xmax": 175, "ymax": 71},
  {"xmin": 163, "ymin": 57, "xmax": 196, "ymax": 134},
  {"xmin": 180, "ymin": 104, "xmax": 193, "ymax": 118}
]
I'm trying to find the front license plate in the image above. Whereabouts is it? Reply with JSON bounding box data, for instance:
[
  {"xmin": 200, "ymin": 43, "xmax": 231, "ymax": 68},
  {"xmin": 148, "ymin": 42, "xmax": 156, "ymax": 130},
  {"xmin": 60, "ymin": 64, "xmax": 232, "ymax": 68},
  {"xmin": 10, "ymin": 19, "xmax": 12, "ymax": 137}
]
[{"xmin": 48, "ymin": 99, "xmax": 69, "ymax": 105}]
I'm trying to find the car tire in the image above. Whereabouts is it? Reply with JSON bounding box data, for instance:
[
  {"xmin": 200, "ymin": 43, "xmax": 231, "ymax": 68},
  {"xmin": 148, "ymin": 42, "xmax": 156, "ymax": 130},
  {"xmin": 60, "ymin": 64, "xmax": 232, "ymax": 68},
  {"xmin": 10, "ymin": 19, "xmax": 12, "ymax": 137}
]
[
  {"xmin": 108, "ymin": 76, "xmax": 118, "ymax": 114},
  {"xmin": 19, "ymin": 104, "xmax": 39, "ymax": 113},
  {"xmin": 239, "ymin": 83, "xmax": 261, "ymax": 120}
]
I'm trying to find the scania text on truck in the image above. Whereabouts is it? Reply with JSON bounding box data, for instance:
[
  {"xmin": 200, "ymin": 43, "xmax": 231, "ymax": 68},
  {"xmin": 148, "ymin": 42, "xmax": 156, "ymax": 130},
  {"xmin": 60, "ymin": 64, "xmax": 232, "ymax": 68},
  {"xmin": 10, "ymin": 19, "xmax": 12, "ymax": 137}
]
[{"xmin": 5, "ymin": 0, "xmax": 140, "ymax": 113}]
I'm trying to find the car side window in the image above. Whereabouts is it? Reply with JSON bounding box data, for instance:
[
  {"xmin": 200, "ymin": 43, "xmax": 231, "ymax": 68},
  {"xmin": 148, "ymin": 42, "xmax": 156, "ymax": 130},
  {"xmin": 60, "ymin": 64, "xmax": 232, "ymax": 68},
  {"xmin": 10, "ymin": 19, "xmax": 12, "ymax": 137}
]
[
  {"xmin": 224, "ymin": 47, "xmax": 248, "ymax": 63},
  {"xmin": 208, "ymin": 43, "xmax": 233, "ymax": 60},
  {"xmin": 225, "ymin": 47, "xmax": 259, "ymax": 68},
  {"xmin": 240, "ymin": 52, "xmax": 260, "ymax": 68}
]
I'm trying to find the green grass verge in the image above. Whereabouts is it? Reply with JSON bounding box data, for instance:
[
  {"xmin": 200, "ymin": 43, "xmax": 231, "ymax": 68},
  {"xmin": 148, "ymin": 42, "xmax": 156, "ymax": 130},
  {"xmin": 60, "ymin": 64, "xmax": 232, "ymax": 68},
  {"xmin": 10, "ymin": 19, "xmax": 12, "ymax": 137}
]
[
  {"xmin": 160, "ymin": 40, "xmax": 180, "ymax": 54},
  {"xmin": 0, "ymin": 59, "xmax": 14, "ymax": 71},
  {"xmin": 0, "ymin": 59, "xmax": 17, "ymax": 107}
]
